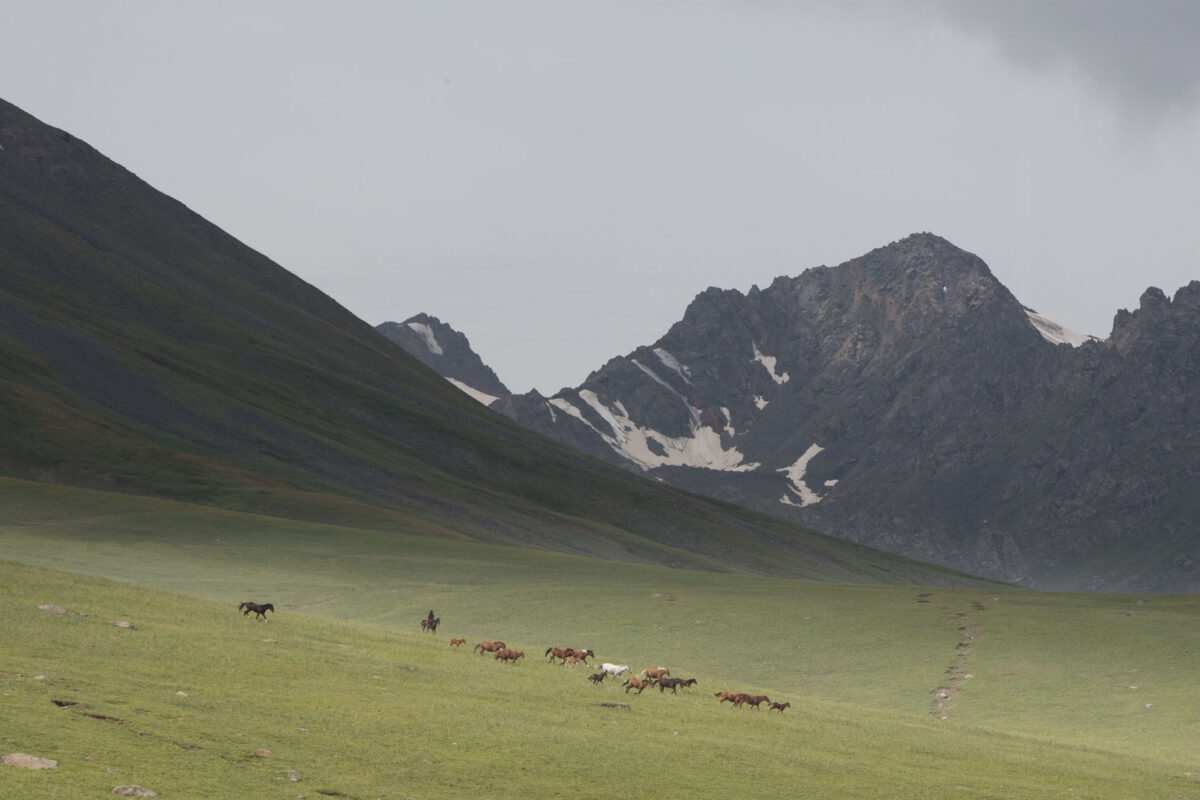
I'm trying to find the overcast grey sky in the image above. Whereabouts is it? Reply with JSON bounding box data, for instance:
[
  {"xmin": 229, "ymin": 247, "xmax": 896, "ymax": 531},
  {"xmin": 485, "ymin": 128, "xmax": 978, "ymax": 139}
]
[{"xmin": 5, "ymin": 2, "xmax": 1199, "ymax": 394}]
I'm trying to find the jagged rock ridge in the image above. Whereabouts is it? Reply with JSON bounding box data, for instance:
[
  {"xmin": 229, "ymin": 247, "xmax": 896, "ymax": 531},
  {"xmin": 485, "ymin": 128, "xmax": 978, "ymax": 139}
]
[{"xmin": 392, "ymin": 234, "xmax": 1200, "ymax": 592}]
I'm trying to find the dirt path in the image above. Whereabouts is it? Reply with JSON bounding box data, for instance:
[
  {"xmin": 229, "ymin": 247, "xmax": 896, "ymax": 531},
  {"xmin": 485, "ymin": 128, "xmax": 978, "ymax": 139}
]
[{"xmin": 917, "ymin": 594, "xmax": 990, "ymax": 720}]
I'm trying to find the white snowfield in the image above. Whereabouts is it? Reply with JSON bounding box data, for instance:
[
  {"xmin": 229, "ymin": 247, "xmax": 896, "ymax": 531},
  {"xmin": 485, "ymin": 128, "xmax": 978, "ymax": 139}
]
[
  {"xmin": 753, "ymin": 343, "xmax": 789, "ymax": 384},
  {"xmin": 1024, "ymin": 309, "xmax": 1098, "ymax": 347},
  {"xmin": 545, "ymin": 350, "xmax": 759, "ymax": 472},
  {"xmin": 778, "ymin": 443, "xmax": 826, "ymax": 507},
  {"xmin": 406, "ymin": 321, "xmax": 444, "ymax": 355},
  {"xmin": 446, "ymin": 377, "xmax": 499, "ymax": 407}
]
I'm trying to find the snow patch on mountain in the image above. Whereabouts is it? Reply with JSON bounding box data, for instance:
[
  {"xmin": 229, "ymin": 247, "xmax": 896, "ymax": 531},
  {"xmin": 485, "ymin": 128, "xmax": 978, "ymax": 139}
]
[
  {"xmin": 631, "ymin": 358, "xmax": 701, "ymax": 427},
  {"xmin": 753, "ymin": 343, "xmax": 789, "ymax": 384},
  {"xmin": 447, "ymin": 377, "xmax": 499, "ymax": 407},
  {"xmin": 573, "ymin": 389, "xmax": 759, "ymax": 472},
  {"xmin": 753, "ymin": 396, "xmax": 769, "ymax": 410},
  {"xmin": 653, "ymin": 348, "xmax": 693, "ymax": 385},
  {"xmin": 1024, "ymin": 309, "xmax": 1097, "ymax": 347},
  {"xmin": 406, "ymin": 321, "xmax": 444, "ymax": 355},
  {"xmin": 778, "ymin": 443, "xmax": 826, "ymax": 507}
]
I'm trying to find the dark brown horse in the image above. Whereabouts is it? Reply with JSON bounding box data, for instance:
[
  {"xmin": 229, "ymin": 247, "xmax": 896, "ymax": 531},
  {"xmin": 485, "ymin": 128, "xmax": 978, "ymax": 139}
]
[
  {"xmin": 238, "ymin": 601, "xmax": 273, "ymax": 620},
  {"xmin": 769, "ymin": 701, "xmax": 791, "ymax": 713},
  {"xmin": 545, "ymin": 647, "xmax": 570, "ymax": 664},
  {"xmin": 474, "ymin": 640, "xmax": 506, "ymax": 655},
  {"xmin": 657, "ymin": 676, "xmax": 695, "ymax": 694},
  {"xmin": 587, "ymin": 671, "xmax": 606, "ymax": 685},
  {"xmin": 420, "ymin": 617, "xmax": 440, "ymax": 633}
]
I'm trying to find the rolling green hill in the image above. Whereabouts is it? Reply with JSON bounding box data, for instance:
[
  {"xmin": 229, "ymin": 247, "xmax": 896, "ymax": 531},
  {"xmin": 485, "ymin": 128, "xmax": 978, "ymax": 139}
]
[{"xmin": 0, "ymin": 97, "xmax": 986, "ymax": 587}]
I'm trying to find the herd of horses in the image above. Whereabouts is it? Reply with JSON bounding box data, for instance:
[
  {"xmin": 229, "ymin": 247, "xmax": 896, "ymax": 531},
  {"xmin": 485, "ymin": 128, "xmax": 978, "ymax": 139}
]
[{"xmin": 236, "ymin": 603, "xmax": 788, "ymax": 713}]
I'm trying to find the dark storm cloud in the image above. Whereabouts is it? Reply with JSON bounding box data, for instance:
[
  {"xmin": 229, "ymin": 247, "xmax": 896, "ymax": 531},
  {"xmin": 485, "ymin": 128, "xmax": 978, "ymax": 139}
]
[{"xmin": 926, "ymin": 0, "xmax": 1200, "ymax": 126}]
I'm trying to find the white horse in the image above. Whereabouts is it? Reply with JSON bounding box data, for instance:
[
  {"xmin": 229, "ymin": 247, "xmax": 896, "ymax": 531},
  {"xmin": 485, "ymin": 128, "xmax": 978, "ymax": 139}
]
[{"xmin": 600, "ymin": 663, "xmax": 631, "ymax": 677}]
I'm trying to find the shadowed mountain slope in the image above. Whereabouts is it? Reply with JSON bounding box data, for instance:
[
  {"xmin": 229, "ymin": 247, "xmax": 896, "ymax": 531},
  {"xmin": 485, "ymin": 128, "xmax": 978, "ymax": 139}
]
[{"xmin": 0, "ymin": 98, "xmax": 987, "ymax": 586}]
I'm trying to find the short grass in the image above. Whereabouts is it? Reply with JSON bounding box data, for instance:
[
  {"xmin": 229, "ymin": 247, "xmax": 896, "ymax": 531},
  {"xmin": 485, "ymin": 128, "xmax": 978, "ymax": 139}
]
[
  {"xmin": 4, "ymin": 561, "xmax": 1198, "ymax": 800},
  {"xmin": 2, "ymin": 482, "xmax": 1199, "ymax": 797}
]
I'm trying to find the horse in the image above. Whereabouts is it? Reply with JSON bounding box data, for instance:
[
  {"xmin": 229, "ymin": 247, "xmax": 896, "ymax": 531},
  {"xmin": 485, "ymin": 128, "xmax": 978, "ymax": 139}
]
[
  {"xmin": 474, "ymin": 640, "xmax": 506, "ymax": 655},
  {"xmin": 623, "ymin": 677, "xmax": 655, "ymax": 694},
  {"xmin": 420, "ymin": 617, "xmax": 440, "ymax": 633},
  {"xmin": 587, "ymin": 672, "xmax": 606, "ymax": 685},
  {"xmin": 545, "ymin": 647, "xmax": 570, "ymax": 664},
  {"xmin": 239, "ymin": 601, "xmax": 273, "ymax": 621},
  {"xmin": 640, "ymin": 667, "xmax": 670, "ymax": 681},
  {"xmin": 769, "ymin": 701, "xmax": 790, "ymax": 713},
  {"xmin": 715, "ymin": 691, "xmax": 742, "ymax": 704},
  {"xmin": 562, "ymin": 655, "xmax": 583, "ymax": 668},
  {"xmin": 495, "ymin": 649, "xmax": 525, "ymax": 664},
  {"xmin": 565, "ymin": 648, "xmax": 594, "ymax": 663},
  {"xmin": 448, "ymin": 638, "xmax": 466, "ymax": 648},
  {"xmin": 600, "ymin": 663, "xmax": 631, "ymax": 678},
  {"xmin": 737, "ymin": 695, "xmax": 770, "ymax": 710},
  {"xmin": 657, "ymin": 676, "xmax": 693, "ymax": 694}
]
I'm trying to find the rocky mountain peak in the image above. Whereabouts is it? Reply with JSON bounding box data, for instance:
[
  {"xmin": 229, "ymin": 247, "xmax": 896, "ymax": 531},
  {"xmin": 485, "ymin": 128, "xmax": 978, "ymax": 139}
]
[{"xmin": 377, "ymin": 315, "xmax": 509, "ymax": 404}]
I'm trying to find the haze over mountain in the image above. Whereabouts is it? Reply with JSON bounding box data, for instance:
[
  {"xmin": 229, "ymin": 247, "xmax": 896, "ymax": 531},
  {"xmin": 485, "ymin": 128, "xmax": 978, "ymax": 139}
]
[
  {"xmin": 0, "ymin": 97, "xmax": 989, "ymax": 588},
  {"xmin": 384, "ymin": 235, "xmax": 1200, "ymax": 593}
]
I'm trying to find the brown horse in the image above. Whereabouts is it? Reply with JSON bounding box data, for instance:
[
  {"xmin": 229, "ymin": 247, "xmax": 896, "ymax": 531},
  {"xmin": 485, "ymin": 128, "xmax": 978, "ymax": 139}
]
[
  {"xmin": 448, "ymin": 638, "xmax": 466, "ymax": 648},
  {"xmin": 495, "ymin": 649, "xmax": 525, "ymax": 664},
  {"xmin": 562, "ymin": 655, "xmax": 583, "ymax": 668},
  {"xmin": 769, "ymin": 701, "xmax": 790, "ymax": 713},
  {"xmin": 420, "ymin": 617, "xmax": 440, "ymax": 633},
  {"xmin": 587, "ymin": 672, "xmax": 606, "ymax": 685},
  {"xmin": 640, "ymin": 667, "xmax": 670, "ymax": 681},
  {"xmin": 239, "ymin": 601, "xmax": 273, "ymax": 621},
  {"xmin": 715, "ymin": 691, "xmax": 743, "ymax": 705},
  {"xmin": 737, "ymin": 694, "xmax": 770, "ymax": 710},
  {"xmin": 565, "ymin": 648, "xmax": 595, "ymax": 663},
  {"xmin": 624, "ymin": 677, "xmax": 656, "ymax": 694},
  {"xmin": 545, "ymin": 647, "xmax": 570, "ymax": 664},
  {"xmin": 474, "ymin": 640, "xmax": 506, "ymax": 655}
]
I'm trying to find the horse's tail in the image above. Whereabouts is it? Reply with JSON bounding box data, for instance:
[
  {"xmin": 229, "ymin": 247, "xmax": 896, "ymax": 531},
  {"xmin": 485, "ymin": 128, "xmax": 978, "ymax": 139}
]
[{"xmin": 545, "ymin": 647, "xmax": 553, "ymax": 656}]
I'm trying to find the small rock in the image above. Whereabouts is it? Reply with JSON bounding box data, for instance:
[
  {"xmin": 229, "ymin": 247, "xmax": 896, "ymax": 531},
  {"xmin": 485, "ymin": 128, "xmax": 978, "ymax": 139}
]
[
  {"xmin": 112, "ymin": 786, "xmax": 158, "ymax": 798},
  {"xmin": 255, "ymin": 748, "xmax": 272, "ymax": 757},
  {"xmin": 38, "ymin": 604, "xmax": 85, "ymax": 617},
  {"xmin": 176, "ymin": 691, "xmax": 188, "ymax": 697},
  {"xmin": 110, "ymin": 621, "xmax": 137, "ymax": 630},
  {"xmin": 2, "ymin": 753, "xmax": 58, "ymax": 769},
  {"xmin": 107, "ymin": 768, "xmax": 124, "ymax": 774},
  {"xmin": 286, "ymin": 769, "xmax": 301, "ymax": 782}
]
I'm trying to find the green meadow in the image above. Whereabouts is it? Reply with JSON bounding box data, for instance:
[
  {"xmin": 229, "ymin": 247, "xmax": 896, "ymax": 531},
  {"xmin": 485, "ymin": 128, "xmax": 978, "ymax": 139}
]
[{"xmin": 2, "ymin": 481, "xmax": 1199, "ymax": 799}]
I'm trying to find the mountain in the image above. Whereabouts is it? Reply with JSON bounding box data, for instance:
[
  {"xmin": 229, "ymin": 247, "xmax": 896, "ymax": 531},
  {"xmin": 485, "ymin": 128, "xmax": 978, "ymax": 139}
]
[
  {"xmin": 0, "ymin": 97, "xmax": 990, "ymax": 587},
  {"xmin": 393, "ymin": 235, "xmax": 1200, "ymax": 592}
]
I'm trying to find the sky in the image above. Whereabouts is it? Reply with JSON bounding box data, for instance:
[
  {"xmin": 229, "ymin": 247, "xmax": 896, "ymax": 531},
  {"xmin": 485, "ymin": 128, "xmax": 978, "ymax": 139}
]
[{"xmin": 5, "ymin": 1, "xmax": 1200, "ymax": 394}]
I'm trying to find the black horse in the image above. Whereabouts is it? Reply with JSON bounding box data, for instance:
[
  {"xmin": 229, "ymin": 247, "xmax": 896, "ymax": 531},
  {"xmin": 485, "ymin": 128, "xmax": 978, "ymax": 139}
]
[
  {"xmin": 239, "ymin": 601, "xmax": 274, "ymax": 620},
  {"xmin": 421, "ymin": 616, "xmax": 440, "ymax": 633}
]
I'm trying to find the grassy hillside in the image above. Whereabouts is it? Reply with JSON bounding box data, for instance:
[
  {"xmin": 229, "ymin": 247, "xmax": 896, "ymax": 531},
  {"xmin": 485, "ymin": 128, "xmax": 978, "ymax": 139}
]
[
  {"xmin": 0, "ymin": 98, "xmax": 981, "ymax": 587},
  {"xmin": 3, "ymin": 483, "xmax": 1198, "ymax": 788},
  {"xmin": 4, "ymin": 559, "xmax": 1197, "ymax": 800}
]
